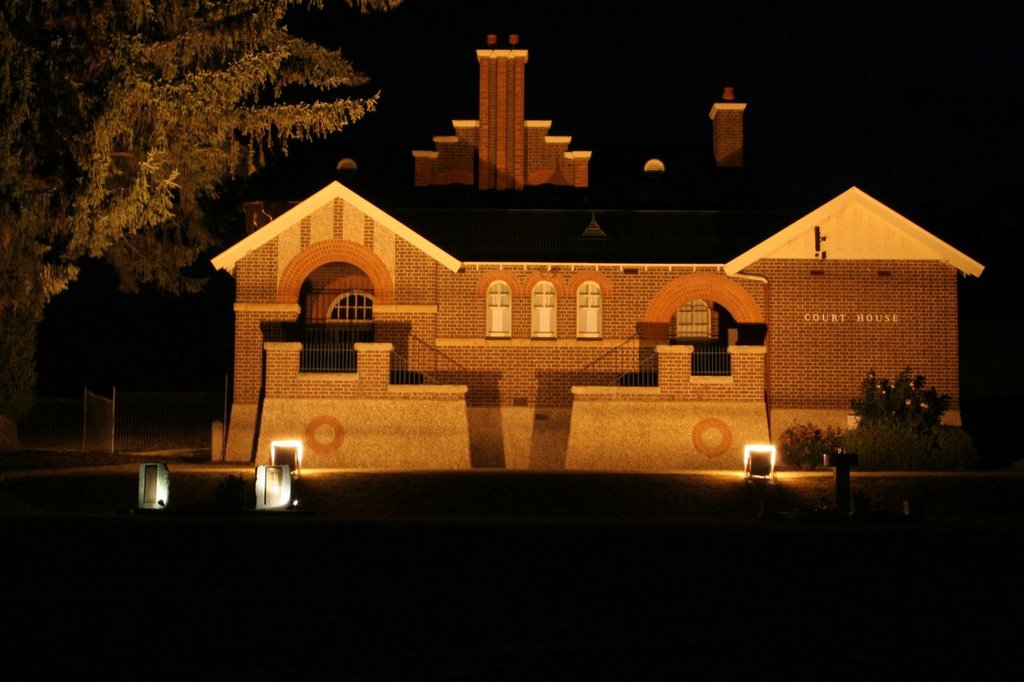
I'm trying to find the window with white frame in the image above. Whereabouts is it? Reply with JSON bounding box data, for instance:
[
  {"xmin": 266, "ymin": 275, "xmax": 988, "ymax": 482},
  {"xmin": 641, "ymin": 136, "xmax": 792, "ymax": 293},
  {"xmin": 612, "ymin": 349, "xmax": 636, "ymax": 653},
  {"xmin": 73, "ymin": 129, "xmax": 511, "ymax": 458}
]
[
  {"xmin": 676, "ymin": 299, "xmax": 711, "ymax": 338},
  {"xmin": 486, "ymin": 281, "xmax": 512, "ymax": 338},
  {"xmin": 531, "ymin": 281, "xmax": 557, "ymax": 338},
  {"xmin": 328, "ymin": 291, "xmax": 374, "ymax": 324},
  {"xmin": 576, "ymin": 281, "xmax": 602, "ymax": 338}
]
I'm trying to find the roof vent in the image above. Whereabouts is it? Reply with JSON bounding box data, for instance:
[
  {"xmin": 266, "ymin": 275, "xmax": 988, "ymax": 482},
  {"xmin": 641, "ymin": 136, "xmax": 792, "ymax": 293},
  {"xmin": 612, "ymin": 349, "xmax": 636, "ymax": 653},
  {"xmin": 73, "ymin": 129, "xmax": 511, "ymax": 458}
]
[
  {"xmin": 644, "ymin": 158, "xmax": 665, "ymax": 178},
  {"xmin": 336, "ymin": 157, "xmax": 358, "ymax": 178},
  {"xmin": 581, "ymin": 213, "xmax": 607, "ymax": 239}
]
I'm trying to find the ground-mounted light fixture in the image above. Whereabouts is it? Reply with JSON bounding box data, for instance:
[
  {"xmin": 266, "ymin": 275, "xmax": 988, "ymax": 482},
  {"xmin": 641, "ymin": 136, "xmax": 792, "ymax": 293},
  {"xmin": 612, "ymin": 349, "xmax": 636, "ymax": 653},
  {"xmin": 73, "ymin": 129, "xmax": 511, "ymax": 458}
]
[
  {"xmin": 137, "ymin": 462, "xmax": 170, "ymax": 510},
  {"xmin": 271, "ymin": 439, "xmax": 303, "ymax": 475},
  {"xmin": 743, "ymin": 444, "xmax": 776, "ymax": 479},
  {"xmin": 255, "ymin": 464, "xmax": 293, "ymax": 510}
]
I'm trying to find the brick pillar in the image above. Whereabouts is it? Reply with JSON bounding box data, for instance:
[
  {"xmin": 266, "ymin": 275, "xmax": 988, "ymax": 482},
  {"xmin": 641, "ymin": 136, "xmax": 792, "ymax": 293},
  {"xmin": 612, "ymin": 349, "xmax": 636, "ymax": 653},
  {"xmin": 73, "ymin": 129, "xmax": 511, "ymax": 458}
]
[
  {"xmin": 355, "ymin": 343, "xmax": 393, "ymax": 397},
  {"xmin": 657, "ymin": 345, "xmax": 694, "ymax": 399},
  {"xmin": 263, "ymin": 342, "xmax": 302, "ymax": 398},
  {"xmin": 232, "ymin": 304, "xmax": 300, "ymax": 405}
]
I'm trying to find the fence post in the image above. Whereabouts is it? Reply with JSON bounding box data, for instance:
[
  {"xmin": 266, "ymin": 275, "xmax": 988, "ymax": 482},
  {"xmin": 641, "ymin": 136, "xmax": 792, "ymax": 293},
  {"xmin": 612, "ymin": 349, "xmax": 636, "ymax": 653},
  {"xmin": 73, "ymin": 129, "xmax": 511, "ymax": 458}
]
[
  {"xmin": 81, "ymin": 386, "xmax": 86, "ymax": 453},
  {"xmin": 111, "ymin": 386, "xmax": 117, "ymax": 454}
]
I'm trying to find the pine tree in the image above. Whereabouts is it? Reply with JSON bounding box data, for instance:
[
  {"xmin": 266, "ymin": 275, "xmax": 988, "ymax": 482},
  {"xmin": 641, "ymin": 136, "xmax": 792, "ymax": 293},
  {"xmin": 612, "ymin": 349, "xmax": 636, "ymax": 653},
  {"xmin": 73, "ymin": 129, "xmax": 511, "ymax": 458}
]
[{"xmin": 0, "ymin": 0, "xmax": 400, "ymax": 444}]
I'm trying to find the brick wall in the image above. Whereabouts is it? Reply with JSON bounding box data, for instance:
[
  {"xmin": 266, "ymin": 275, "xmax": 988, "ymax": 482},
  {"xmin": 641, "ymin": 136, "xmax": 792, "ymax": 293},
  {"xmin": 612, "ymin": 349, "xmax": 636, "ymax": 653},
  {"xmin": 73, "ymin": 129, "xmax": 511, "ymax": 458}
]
[
  {"xmin": 658, "ymin": 345, "xmax": 765, "ymax": 401},
  {"xmin": 435, "ymin": 265, "xmax": 759, "ymax": 341},
  {"xmin": 233, "ymin": 307, "xmax": 299, "ymax": 405},
  {"xmin": 746, "ymin": 259, "xmax": 961, "ymax": 412}
]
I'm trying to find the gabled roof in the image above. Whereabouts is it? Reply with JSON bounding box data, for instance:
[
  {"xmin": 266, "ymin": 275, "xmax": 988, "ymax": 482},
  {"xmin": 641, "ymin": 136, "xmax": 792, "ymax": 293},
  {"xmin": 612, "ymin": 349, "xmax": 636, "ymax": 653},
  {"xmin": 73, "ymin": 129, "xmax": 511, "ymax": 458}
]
[
  {"xmin": 724, "ymin": 187, "xmax": 985, "ymax": 277},
  {"xmin": 211, "ymin": 181, "xmax": 462, "ymax": 274}
]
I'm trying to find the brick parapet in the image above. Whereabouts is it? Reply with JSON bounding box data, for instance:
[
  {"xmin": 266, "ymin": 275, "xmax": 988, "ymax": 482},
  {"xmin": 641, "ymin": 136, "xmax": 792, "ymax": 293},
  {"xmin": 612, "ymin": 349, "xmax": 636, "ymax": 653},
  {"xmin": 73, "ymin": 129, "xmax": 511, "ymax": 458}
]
[{"xmin": 261, "ymin": 341, "xmax": 466, "ymax": 403}]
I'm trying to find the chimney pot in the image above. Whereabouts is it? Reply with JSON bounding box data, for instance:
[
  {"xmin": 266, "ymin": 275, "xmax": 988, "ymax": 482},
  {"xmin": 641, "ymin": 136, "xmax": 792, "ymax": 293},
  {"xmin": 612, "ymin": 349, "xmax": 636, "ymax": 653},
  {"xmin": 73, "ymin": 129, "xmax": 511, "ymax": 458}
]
[
  {"xmin": 509, "ymin": 34, "xmax": 519, "ymax": 46},
  {"xmin": 722, "ymin": 86, "xmax": 736, "ymax": 101},
  {"xmin": 486, "ymin": 34, "xmax": 497, "ymax": 46}
]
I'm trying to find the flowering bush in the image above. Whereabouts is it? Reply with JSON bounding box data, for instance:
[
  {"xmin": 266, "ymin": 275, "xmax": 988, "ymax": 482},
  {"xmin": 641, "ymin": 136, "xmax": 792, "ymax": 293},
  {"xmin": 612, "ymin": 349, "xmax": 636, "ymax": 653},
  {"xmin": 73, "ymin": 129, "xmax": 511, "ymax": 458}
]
[
  {"xmin": 843, "ymin": 369, "xmax": 976, "ymax": 470},
  {"xmin": 778, "ymin": 422, "xmax": 843, "ymax": 470},
  {"xmin": 851, "ymin": 369, "xmax": 950, "ymax": 433}
]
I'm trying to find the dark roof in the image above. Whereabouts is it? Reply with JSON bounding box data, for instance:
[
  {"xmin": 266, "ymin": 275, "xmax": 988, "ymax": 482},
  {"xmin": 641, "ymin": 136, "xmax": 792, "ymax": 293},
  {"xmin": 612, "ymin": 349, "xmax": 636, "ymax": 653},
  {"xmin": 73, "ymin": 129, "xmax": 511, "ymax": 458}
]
[
  {"xmin": 244, "ymin": 140, "xmax": 759, "ymax": 210},
  {"xmin": 391, "ymin": 208, "xmax": 795, "ymax": 264},
  {"xmin": 240, "ymin": 138, "xmax": 792, "ymax": 264}
]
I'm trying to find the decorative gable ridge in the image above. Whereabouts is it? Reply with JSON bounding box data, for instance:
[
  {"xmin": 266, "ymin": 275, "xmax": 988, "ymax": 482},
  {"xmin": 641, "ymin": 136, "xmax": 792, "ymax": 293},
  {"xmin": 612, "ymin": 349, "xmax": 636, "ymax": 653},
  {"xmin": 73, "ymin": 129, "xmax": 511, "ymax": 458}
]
[
  {"xmin": 725, "ymin": 187, "xmax": 984, "ymax": 277},
  {"xmin": 211, "ymin": 181, "xmax": 462, "ymax": 275}
]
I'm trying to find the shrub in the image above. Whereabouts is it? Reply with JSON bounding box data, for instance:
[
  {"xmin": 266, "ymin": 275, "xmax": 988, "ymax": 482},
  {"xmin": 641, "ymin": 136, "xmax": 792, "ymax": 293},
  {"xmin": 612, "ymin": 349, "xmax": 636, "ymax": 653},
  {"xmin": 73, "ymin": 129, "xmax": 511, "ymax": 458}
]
[
  {"xmin": 844, "ymin": 369, "xmax": 976, "ymax": 470},
  {"xmin": 778, "ymin": 422, "xmax": 843, "ymax": 470},
  {"xmin": 214, "ymin": 475, "xmax": 247, "ymax": 511},
  {"xmin": 851, "ymin": 368, "xmax": 950, "ymax": 433},
  {"xmin": 840, "ymin": 423, "xmax": 978, "ymax": 471},
  {"xmin": 929, "ymin": 425, "xmax": 979, "ymax": 470}
]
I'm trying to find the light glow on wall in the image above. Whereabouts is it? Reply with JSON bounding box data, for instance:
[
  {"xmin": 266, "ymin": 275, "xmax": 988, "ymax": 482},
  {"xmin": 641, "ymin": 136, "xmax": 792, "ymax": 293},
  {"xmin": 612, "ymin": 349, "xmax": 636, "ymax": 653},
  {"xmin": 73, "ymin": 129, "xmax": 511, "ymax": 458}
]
[
  {"xmin": 271, "ymin": 440, "xmax": 303, "ymax": 473},
  {"xmin": 743, "ymin": 444, "xmax": 776, "ymax": 478},
  {"xmin": 255, "ymin": 464, "xmax": 293, "ymax": 510}
]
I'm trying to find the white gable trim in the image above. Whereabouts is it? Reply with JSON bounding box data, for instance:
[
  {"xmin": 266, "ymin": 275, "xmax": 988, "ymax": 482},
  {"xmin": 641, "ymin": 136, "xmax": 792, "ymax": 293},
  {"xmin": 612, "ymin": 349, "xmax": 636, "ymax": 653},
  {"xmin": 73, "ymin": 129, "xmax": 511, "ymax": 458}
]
[
  {"xmin": 724, "ymin": 187, "xmax": 984, "ymax": 277},
  {"xmin": 210, "ymin": 181, "xmax": 463, "ymax": 274}
]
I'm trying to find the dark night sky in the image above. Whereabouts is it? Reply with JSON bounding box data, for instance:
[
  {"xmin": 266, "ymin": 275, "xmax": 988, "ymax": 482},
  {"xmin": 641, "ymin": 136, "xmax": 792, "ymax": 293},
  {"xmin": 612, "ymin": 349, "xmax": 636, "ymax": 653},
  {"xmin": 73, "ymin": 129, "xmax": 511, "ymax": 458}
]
[{"xmin": 35, "ymin": 0, "xmax": 1022, "ymax": 395}]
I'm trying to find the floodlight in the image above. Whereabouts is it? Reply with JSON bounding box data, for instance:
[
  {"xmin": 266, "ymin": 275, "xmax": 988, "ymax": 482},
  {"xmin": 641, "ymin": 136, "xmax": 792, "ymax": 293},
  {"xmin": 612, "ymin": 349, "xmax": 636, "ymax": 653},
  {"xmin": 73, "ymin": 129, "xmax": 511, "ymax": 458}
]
[
  {"xmin": 138, "ymin": 462, "xmax": 170, "ymax": 510},
  {"xmin": 271, "ymin": 439, "xmax": 303, "ymax": 474},
  {"xmin": 743, "ymin": 444, "xmax": 776, "ymax": 478},
  {"xmin": 255, "ymin": 464, "xmax": 292, "ymax": 510}
]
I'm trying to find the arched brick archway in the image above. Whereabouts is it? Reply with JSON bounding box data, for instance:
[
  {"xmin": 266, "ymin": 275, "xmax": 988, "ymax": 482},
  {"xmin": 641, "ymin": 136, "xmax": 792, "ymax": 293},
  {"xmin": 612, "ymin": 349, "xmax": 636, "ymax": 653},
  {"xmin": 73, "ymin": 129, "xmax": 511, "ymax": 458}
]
[
  {"xmin": 277, "ymin": 240, "xmax": 395, "ymax": 305},
  {"xmin": 475, "ymin": 270, "xmax": 525, "ymax": 297},
  {"xmin": 643, "ymin": 273, "xmax": 763, "ymax": 326},
  {"xmin": 568, "ymin": 271, "xmax": 614, "ymax": 299}
]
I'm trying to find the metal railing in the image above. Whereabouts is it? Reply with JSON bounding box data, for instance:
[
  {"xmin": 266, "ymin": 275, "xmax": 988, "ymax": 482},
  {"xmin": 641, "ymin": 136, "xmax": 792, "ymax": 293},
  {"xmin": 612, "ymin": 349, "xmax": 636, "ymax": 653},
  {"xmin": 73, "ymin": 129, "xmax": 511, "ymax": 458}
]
[
  {"xmin": 300, "ymin": 323, "xmax": 372, "ymax": 373},
  {"xmin": 390, "ymin": 350, "xmax": 432, "ymax": 385},
  {"xmin": 612, "ymin": 351, "xmax": 659, "ymax": 387},
  {"xmin": 692, "ymin": 345, "xmax": 731, "ymax": 376}
]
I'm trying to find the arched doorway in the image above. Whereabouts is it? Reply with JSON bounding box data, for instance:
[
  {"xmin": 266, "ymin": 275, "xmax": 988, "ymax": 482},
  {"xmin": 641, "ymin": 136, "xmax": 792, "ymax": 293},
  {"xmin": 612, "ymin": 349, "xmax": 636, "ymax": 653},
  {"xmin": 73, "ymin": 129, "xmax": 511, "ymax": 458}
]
[
  {"xmin": 643, "ymin": 273, "xmax": 764, "ymax": 335},
  {"xmin": 644, "ymin": 273, "xmax": 765, "ymax": 376},
  {"xmin": 299, "ymin": 265, "xmax": 375, "ymax": 372}
]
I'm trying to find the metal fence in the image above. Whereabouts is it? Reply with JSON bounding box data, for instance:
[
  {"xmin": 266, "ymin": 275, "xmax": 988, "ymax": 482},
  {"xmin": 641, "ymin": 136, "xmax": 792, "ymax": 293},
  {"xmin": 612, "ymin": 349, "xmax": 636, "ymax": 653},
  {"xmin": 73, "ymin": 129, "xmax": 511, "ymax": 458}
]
[
  {"xmin": 17, "ymin": 387, "xmax": 228, "ymax": 454},
  {"xmin": 692, "ymin": 345, "xmax": 731, "ymax": 376}
]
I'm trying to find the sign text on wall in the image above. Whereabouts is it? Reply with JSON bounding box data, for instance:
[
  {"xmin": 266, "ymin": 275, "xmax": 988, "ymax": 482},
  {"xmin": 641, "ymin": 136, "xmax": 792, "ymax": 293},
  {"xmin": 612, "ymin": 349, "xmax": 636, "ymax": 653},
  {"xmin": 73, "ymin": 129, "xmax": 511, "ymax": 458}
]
[{"xmin": 802, "ymin": 313, "xmax": 900, "ymax": 323}]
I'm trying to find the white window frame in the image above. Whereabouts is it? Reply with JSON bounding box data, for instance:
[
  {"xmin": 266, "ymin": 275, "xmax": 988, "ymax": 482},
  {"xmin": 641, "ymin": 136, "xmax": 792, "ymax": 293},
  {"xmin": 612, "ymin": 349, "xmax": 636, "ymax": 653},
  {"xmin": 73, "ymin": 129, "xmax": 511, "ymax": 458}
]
[
  {"xmin": 531, "ymin": 281, "xmax": 557, "ymax": 339},
  {"xmin": 576, "ymin": 281, "xmax": 602, "ymax": 339},
  {"xmin": 676, "ymin": 299, "xmax": 711, "ymax": 338},
  {"xmin": 486, "ymin": 281, "xmax": 512, "ymax": 338},
  {"xmin": 328, "ymin": 291, "xmax": 374, "ymax": 324}
]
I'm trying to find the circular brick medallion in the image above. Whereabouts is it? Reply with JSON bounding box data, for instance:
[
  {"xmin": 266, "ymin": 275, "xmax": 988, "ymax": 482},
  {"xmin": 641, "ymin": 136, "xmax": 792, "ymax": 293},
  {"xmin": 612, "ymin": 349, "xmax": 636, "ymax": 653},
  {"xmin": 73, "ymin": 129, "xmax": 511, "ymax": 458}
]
[
  {"xmin": 691, "ymin": 417, "xmax": 732, "ymax": 459},
  {"xmin": 305, "ymin": 415, "xmax": 345, "ymax": 454}
]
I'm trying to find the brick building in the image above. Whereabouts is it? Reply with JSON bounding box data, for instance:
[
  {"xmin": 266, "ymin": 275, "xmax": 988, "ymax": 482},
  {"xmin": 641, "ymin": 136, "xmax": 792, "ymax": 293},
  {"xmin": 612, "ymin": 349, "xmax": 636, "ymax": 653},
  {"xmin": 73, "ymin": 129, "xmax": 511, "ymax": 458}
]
[{"xmin": 211, "ymin": 36, "xmax": 983, "ymax": 470}]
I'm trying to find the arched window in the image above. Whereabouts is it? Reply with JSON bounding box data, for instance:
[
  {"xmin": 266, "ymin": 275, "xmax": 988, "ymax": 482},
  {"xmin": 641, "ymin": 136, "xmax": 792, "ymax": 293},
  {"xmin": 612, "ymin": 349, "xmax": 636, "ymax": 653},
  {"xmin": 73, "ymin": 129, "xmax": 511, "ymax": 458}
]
[
  {"xmin": 532, "ymin": 281, "xmax": 557, "ymax": 339},
  {"xmin": 676, "ymin": 299, "xmax": 711, "ymax": 339},
  {"xmin": 328, "ymin": 291, "xmax": 374, "ymax": 324},
  {"xmin": 576, "ymin": 281, "xmax": 602, "ymax": 339},
  {"xmin": 486, "ymin": 281, "xmax": 512, "ymax": 338}
]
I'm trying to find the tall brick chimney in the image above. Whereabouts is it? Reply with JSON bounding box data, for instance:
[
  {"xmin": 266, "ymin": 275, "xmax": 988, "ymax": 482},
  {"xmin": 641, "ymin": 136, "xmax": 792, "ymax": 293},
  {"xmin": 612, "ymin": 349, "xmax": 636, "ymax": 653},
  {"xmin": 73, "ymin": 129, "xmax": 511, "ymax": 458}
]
[
  {"xmin": 412, "ymin": 36, "xmax": 589, "ymax": 190},
  {"xmin": 477, "ymin": 34, "xmax": 528, "ymax": 190},
  {"xmin": 709, "ymin": 86, "xmax": 747, "ymax": 167}
]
